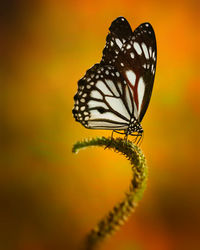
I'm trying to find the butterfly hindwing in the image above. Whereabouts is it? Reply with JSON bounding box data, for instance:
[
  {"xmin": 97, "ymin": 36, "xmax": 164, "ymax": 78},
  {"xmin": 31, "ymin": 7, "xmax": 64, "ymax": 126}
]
[
  {"xmin": 73, "ymin": 64, "xmax": 138, "ymax": 130},
  {"xmin": 129, "ymin": 22, "xmax": 157, "ymax": 121}
]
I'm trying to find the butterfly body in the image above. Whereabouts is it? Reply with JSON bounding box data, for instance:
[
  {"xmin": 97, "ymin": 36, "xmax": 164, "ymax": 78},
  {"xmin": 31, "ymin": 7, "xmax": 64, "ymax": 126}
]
[{"xmin": 73, "ymin": 17, "xmax": 157, "ymax": 138}]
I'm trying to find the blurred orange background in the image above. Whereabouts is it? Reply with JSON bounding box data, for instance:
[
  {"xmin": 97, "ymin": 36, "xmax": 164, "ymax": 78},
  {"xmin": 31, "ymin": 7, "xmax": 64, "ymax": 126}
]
[{"xmin": 1, "ymin": 0, "xmax": 200, "ymax": 249}]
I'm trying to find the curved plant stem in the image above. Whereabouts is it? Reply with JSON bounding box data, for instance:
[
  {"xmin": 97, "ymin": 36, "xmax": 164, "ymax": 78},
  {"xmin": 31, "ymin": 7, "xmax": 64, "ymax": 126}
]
[{"xmin": 72, "ymin": 137, "xmax": 147, "ymax": 250}]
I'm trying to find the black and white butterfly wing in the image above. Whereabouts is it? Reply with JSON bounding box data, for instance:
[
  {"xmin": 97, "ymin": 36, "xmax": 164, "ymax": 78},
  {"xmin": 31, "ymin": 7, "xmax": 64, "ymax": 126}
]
[
  {"xmin": 73, "ymin": 17, "xmax": 157, "ymax": 133},
  {"xmin": 119, "ymin": 22, "xmax": 157, "ymax": 122},
  {"xmin": 101, "ymin": 17, "xmax": 157, "ymax": 122},
  {"xmin": 73, "ymin": 64, "xmax": 138, "ymax": 130}
]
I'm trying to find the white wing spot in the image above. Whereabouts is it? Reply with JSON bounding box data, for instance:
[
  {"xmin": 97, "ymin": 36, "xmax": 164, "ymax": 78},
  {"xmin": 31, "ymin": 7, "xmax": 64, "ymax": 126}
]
[
  {"xmin": 120, "ymin": 63, "xmax": 124, "ymax": 67},
  {"xmin": 80, "ymin": 106, "xmax": 85, "ymax": 111},
  {"xmin": 115, "ymin": 38, "xmax": 122, "ymax": 48},
  {"xmin": 141, "ymin": 43, "xmax": 149, "ymax": 59},
  {"xmin": 105, "ymin": 70, "xmax": 109, "ymax": 75},
  {"xmin": 149, "ymin": 47, "xmax": 152, "ymax": 57},
  {"xmin": 88, "ymin": 100, "xmax": 108, "ymax": 110},
  {"xmin": 90, "ymin": 90, "xmax": 103, "ymax": 100},
  {"xmin": 111, "ymin": 41, "xmax": 114, "ymax": 46},
  {"xmin": 105, "ymin": 79, "xmax": 120, "ymax": 97},
  {"xmin": 88, "ymin": 112, "xmax": 127, "ymax": 125},
  {"xmin": 96, "ymin": 80, "xmax": 113, "ymax": 95},
  {"xmin": 137, "ymin": 77, "xmax": 145, "ymax": 115},
  {"xmin": 125, "ymin": 70, "xmax": 136, "ymax": 87},
  {"xmin": 126, "ymin": 44, "xmax": 131, "ymax": 49},
  {"xmin": 117, "ymin": 82, "xmax": 123, "ymax": 94},
  {"xmin": 125, "ymin": 85, "xmax": 133, "ymax": 114},
  {"xmin": 130, "ymin": 52, "xmax": 134, "ymax": 58},
  {"xmin": 116, "ymin": 72, "xmax": 120, "ymax": 77},
  {"xmin": 133, "ymin": 42, "xmax": 142, "ymax": 55},
  {"xmin": 152, "ymin": 51, "xmax": 156, "ymax": 61},
  {"xmin": 133, "ymin": 100, "xmax": 138, "ymax": 119},
  {"xmin": 105, "ymin": 96, "xmax": 130, "ymax": 119}
]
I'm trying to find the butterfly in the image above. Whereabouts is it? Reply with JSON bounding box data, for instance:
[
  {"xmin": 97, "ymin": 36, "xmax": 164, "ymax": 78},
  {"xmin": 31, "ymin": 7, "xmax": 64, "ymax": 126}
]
[{"xmin": 72, "ymin": 17, "xmax": 157, "ymax": 141}]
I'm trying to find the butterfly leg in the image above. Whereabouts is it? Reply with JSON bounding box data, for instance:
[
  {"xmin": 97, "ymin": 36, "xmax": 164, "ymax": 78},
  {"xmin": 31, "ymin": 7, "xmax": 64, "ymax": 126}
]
[
  {"xmin": 111, "ymin": 130, "xmax": 129, "ymax": 142},
  {"xmin": 104, "ymin": 130, "xmax": 115, "ymax": 149},
  {"xmin": 129, "ymin": 132, "xmax": 143, "ymax": 145},
  {"xmin": 130, "ymin": 133, "xmax": 138, "ymax": 144},
  {"xmin": 133, "ymin": 135, "xmax": 138, "ymax": 144},
  {"xmin": 112, "ymin": 130, "xmax": 125, "ymax": 135},
  {"xmin": 137, "ymin": 132, "xmax": 144, "ymax": 146},
  {"xmin": 124, "ymin": 133, "xmax": 128, "ymax": 142},
  {"xmin": 134, "ymin": 132, "xmax": 143, "ymax": 145}
]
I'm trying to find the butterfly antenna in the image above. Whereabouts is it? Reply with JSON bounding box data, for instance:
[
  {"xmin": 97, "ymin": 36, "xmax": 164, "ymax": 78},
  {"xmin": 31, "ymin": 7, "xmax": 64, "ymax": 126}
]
[{"xmin": 132, "ymin": 133, "xmax": 138, "ymax": 144}]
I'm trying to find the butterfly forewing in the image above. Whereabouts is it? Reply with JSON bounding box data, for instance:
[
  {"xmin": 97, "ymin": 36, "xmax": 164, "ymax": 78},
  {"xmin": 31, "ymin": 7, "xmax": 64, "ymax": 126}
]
[
  {"xmin": 130, "ymin": 22, "xmax": 157, "ymax": 121},
  {"xmin": 102, "ymin": 20, "xmax": 157, "ymax": 122},
  {"xmin": 73, "ymin": 17, "xmax": 157, "ymax": 135}
]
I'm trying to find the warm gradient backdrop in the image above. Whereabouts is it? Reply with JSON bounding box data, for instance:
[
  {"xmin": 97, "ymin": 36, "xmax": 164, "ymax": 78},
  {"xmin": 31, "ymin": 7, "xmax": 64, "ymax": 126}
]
[{"xmin": 1, "ymin": 0, "xmax": 200, "ymax": 250}]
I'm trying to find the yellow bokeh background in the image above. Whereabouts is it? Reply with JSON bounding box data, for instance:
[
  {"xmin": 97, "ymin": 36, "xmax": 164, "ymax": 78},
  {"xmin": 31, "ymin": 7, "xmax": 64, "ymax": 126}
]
[{"xmin": 1, "ymin": 0, "xmax": 200, "ymax": 249}]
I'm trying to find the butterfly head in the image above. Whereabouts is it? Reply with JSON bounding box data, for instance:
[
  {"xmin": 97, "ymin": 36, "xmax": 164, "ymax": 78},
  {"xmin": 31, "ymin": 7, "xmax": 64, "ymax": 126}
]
[{"xmin": 126, "ymin": 118, "xmax": 143, "ymax": 135}]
